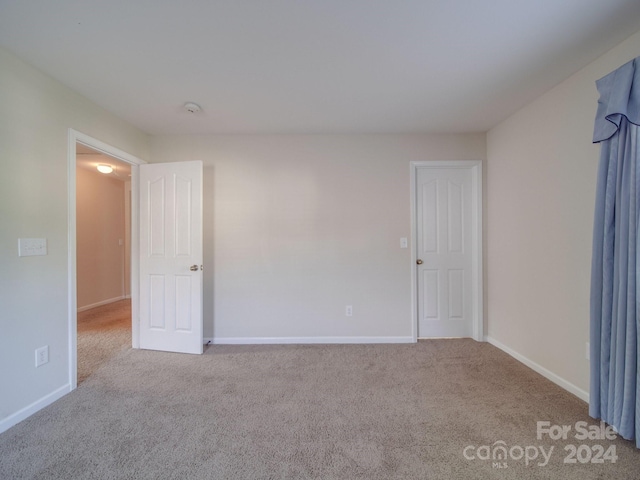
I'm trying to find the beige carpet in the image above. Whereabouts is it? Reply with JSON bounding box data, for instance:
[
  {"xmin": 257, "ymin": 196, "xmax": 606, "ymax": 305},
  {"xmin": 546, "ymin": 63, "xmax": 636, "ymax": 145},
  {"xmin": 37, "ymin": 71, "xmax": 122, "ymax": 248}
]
[
  {"xmin": 1, "ymin": 339, "xmax": 639, "ymax": 479},
  {"xmin": 77, "ymin": 299, "xmax": 131, "ymax": 384}
]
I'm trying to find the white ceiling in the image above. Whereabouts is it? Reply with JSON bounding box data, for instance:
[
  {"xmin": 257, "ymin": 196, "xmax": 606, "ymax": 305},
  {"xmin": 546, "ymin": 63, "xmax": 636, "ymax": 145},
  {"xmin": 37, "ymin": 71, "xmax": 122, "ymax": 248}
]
[{"xmin": 1, "ymin": 1, "xmax": 640, "ymax": 135}]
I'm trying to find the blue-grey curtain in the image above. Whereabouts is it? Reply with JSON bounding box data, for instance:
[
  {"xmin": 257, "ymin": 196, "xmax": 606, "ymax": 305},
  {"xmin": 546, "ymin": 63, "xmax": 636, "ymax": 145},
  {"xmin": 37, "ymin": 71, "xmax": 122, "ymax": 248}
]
[{"xmin": 591, "ymin": 56, "xmax": 640, "ymax": 447}]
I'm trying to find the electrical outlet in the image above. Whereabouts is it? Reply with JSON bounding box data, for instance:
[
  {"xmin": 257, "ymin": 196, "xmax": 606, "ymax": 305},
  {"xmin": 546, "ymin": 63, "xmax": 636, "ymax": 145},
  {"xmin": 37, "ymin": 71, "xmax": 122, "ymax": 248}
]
[
  {"xmin": 346, "ymin": 305, "xmax": 353, "ymax": 317},
  {"xmin": 35, "ymin": 346, "xmax": 49, "ymax": 367}
]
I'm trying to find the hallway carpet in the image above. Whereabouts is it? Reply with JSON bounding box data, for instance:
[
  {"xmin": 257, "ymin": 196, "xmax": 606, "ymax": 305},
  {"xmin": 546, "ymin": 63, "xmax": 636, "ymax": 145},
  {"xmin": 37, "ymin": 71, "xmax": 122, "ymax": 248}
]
[{"xmin": 77, "ymin": 299, "xmax": 131, "ymax": 384}]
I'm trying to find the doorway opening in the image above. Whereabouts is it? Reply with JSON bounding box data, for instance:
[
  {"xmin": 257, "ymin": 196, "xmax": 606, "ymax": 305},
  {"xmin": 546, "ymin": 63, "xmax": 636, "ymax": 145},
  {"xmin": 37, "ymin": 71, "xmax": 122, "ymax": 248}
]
[
  {"xmin": 67, "ymin": 129, "xmax": 145, "ymax": 390},
  {"xmin": 76, "ymin": 144, "xmax": 132, "ymax": 383}
]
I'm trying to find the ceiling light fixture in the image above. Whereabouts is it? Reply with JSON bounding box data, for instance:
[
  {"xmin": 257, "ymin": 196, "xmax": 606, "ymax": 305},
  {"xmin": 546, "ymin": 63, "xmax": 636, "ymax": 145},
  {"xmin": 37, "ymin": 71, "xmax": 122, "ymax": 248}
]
[
  {"xmin": 97, "ymin": 164, "xmax": 113, "ymax": 174},
  {"xmin": 184, "ymin": 102, "xmax": 202, "ymax": 114}
]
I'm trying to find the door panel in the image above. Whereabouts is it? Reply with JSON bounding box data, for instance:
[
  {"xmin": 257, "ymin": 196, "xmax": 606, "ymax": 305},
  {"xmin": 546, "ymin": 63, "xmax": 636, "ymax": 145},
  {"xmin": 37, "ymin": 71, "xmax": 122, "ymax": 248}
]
[
  {"xmin": 417, "ymin": 167, "xmax": 472, "ymax": 338},
  {"xmin": 139, "ymin": 160, "xmax": 203, "ymax": 354},
  {"xmin": 424, "ymin": 269, "xmax": 439, "ymax": 319}
]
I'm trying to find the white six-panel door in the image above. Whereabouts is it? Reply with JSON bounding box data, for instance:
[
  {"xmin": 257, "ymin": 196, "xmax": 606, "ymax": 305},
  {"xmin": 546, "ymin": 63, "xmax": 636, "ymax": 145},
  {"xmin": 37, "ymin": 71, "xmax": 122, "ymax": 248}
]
[
  {"xmin": 416, "ymin": 166, "xmax": 473, "ymax": 338},
  {"xmin": 139, "ymin": 160, "xmax": 203, "ymax": 354}
]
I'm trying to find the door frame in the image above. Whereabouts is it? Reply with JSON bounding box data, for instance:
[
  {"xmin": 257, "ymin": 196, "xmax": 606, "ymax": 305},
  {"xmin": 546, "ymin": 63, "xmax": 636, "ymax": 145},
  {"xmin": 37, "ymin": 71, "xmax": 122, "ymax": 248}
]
[
  {"xmin": 410, "ymin": 160, "xmax": 484, "ymax": 342},
  {"xmin": 67, "ymin": 129, "xmax": 146, "ymax": 390}
]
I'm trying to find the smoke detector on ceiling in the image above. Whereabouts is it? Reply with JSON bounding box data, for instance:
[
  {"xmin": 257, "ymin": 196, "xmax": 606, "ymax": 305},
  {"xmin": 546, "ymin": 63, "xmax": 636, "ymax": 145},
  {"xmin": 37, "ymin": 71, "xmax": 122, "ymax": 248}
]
[{"xmin": 184, "ymin": 102, "xmax": 202, "ymax": 114}]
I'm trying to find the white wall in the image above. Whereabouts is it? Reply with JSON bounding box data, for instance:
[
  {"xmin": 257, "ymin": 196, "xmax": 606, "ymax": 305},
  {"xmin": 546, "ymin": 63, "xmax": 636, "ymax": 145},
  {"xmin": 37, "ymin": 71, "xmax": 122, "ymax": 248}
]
[
  {"xmin": 76, "ymin": 167, "xmax": 126, "ymax": 310},
  {"xmin": 151, "ymin": 134, "xmax": 485, "ymax": 341},
  {"xmin": 486, "ymin": 29, "xmax": 640, "ymax": 398},
  {"xmin": 0, "ymin": 46, "xmax": 149, "ymax": 431}
]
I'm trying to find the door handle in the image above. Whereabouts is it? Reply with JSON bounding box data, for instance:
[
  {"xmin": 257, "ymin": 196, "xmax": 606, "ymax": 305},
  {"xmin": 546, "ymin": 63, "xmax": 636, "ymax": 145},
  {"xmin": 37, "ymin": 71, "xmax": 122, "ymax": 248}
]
[
  {"xmin": 190, "ymin": 265, "xmax": 199, "ymax": 271},
  {"xmin": 416, "ymin": 259, "xmax": 423, "ymax": 265}
]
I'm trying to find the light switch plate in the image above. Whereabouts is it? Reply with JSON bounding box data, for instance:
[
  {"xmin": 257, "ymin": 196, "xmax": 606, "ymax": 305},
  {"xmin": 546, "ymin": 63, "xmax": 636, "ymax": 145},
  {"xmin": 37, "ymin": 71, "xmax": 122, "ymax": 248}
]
[
  {"xmin": 18, "ymin": 238, "xmax": 47, "ymax": 257},
  {"xmin": 400, "ymin": 237, "xmax": 408, "ymax": 249}
]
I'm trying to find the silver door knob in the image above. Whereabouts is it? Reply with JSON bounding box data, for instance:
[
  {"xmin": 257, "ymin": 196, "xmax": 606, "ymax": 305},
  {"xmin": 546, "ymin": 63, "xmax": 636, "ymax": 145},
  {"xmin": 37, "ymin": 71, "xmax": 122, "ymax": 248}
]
[
  {"xmin": 416, "ymin": 259, "xmax": 423, "ymax": 265},
  {"xmin": 190, "ymin": 265, "xmax": 199, "ymax": 271}
]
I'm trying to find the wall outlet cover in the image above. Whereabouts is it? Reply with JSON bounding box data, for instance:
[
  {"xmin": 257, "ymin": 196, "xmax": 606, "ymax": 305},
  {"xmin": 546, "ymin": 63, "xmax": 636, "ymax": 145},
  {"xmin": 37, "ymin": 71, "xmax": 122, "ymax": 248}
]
[{"xmin": 35, "ymin": 346, "xmax": 49, "ymax": 367}]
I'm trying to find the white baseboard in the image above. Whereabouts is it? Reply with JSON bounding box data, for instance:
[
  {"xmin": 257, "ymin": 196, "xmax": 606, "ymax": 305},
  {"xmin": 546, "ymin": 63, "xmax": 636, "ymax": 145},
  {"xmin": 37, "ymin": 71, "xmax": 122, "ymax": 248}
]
[
  {"xmin": 485, "ymin": 336, "xmax": 589, "ymax": 403},
  {"xmin": 77, "ymin": 295, "xmax": 126, "ymax": 312},
  {"xmin": 0, "ymin": 384, "xmax": 71, "ymax": 434},
  {"xmin": 206, "ymin": 336, "xmax": 415, "ymax": 345}
]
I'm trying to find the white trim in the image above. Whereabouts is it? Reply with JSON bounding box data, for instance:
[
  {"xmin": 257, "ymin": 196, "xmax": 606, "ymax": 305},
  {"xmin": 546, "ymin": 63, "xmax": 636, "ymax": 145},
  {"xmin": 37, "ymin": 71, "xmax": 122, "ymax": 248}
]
[
  {"xmin": 410, "ymin": 160, "xmax": 484, "ymax": 342},
  {"xmin": 77, "ymin": 295, "xmax": 127, "ymax": 313},
  {"xmin": 0, "ymin": 384, "xmax": 71, "ymax": 434},
  {"xmin": 68, "ymin": 129, "xmax": 146, "ymax": 392},
  {"xmin": 67, "ymin": 130, "xmax": 77, "ymax": 391},
  {"xmin": 409, "ymin": 162, "xmax": 417, "ymax": 342},
  {"xmin": 486, "ymin": 336, "xmax": 589, "ymax": 403},
  {"xmin": 209, "ymin": 336, "xmax": 415, "ymax": 345}
]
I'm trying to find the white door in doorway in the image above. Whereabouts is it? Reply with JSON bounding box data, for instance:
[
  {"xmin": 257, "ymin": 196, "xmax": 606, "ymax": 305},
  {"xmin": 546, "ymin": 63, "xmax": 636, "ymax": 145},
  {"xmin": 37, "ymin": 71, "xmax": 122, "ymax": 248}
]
[
  {"xmin": 139, "ymin": 160, "xmax": 203, "ymax": 354},
  {"xmin": 416, "ymin": 166, "xmax": 474, "ymax": 338}
]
